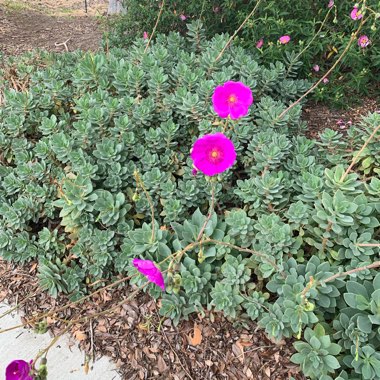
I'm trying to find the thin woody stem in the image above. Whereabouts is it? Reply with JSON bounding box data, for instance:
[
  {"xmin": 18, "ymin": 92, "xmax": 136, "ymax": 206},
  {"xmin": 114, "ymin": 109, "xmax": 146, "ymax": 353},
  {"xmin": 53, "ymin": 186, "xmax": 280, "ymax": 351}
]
[
  {"xmin": 144, "ymin": 0, "xmax": 165, "ymax": 54},
  {"xmin": 134, "ymin": 170, "xmax": 155, "ymax": 242},
  {"xmin": 301, "ymin": 261, "xmax": 380, "ymax": 299},
  {"xmin": 215, "ymin": 0, "xmax": 264, "ymax": 62},
  {"xmin": 286, "ymin": 7, "xmax": 332, "ymax": 77},
  {"xmin": 322, "ymin": 261, "xmax": 380, "ymax": 284},
  {"xmin": 340, "ymin": 124, "xmax": 380, "ymax": 183},
  {"xmin": 277, "ymin": 15, "xmax": 369, "ymax": 121},
  {"xmin": 197, "ymin": 183, "xmax": 216, "ymax": 241}
]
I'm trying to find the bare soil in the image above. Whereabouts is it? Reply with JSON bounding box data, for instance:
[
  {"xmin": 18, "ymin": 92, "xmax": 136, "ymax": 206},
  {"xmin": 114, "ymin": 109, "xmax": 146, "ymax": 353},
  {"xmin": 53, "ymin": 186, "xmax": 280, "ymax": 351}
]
[{"xmin": 0, "ymin": 0, "xmax": 106, "ymax": 55}]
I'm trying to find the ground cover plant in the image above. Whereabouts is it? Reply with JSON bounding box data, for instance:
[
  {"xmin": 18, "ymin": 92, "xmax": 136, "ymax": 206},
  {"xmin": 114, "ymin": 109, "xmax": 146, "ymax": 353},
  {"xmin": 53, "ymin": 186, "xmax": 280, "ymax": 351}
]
[
  {"xmin": 108, "ymin": 0, "xmax": 379, "ymax": 107},
  {"xmin": 1, "ymin": 21, "xmax": 380, "ymax": 380}
]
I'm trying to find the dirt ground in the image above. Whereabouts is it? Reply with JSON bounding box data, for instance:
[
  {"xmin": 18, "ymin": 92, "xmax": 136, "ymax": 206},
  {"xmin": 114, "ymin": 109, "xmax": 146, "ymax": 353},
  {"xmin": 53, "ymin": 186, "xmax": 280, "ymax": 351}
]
[{"xmin": 0, "ymin": 0, "xmax": 107, "ymax": 55}]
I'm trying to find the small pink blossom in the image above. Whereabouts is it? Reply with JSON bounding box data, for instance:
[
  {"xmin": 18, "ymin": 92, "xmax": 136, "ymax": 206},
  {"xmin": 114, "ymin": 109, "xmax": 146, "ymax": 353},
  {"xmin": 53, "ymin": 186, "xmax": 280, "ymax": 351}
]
[
  {"xmin": 6, "ymin": 360, "xmax": 33, "ymax": 380},
  {"xmin": 279, "ymin": 35, "xmax": 291, "ymax": 44},
  {"xmin": 212, "ymin": 81, "xmax": 253, "ymax": 119},
  {"xmin": 179, "ymin": 14, "xmax": 187, "ymax": 21},
  {"xmin": 256, "ymin": 38, "xmax": 264, "ymax": 49},
  {"xmin": 132, "ymin": 259, "xmax": 165, "ymax": 290},
  {"xmin": 323, "ymin": 77, "xmax": 329, "ymax": 84},
  {"xmin": 350, "ymin": 7, "xmax": 363, "ymax": 20},
  {"xmin": 358, "ymin": 35, "xmax": 370, "ymax": 48},
  {"xmin": 313, "ymin": 64, "xmax": 320, "ymax": 72},
  {"xmin": 191, "ymin": 168, "xmax": 198, "ymax": 176},
  {"xmin": 143, "ymin": 31, "xmax": 149, "ymax": 40},
  {"xmin": 328, "ymin": 0, "xmax": 334, "ymax": 8},
  {"xmin": 190, "ymin": 133, "xmax": 236, "ymax": 176}
]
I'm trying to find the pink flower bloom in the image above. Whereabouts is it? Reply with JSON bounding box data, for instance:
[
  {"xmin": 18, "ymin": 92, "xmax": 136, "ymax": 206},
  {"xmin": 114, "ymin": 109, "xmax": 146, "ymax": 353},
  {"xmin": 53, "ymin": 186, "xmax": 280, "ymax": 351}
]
[
  {"xmin": 143, "ymin": 31, "xmax": 149, "ymax": 40},
  {"xmin": 358, "ymin": 35, "xmax": 370, "ymax": 48},
  {"xmin": 279, "ymin": 35, "xmax": 291, "ymax": 44},
  {"xmin": 6, "ymin": 360, "xmax": 33, "ymax": 380},
  {"xmin": 313, "ymin": 64, "xmax": 320, "ymax": 72},
  {"xmin": 190, "ymin": 133, "xmax": 236, "ymax": 176},
  {"xmin": 132, "ymin": 259, "xmax": 165, "ymax": 290},
  {"xmin": 350, "ymin": 7, "xmax": 363, "ymax": 20},
  {"xmin": 212, "ymin": 81, "xmax": 253, "ymax": 119},
  {"xmin": 328, "ymin": 0, "xmax": 334, "ymax": 8},
  {"xmin": 323, "ymin": 77, "xmax": 329, "ymax": 84},
  {"xmin": 179, "ymin": 14, "xmax": 187, "ymax": 21},
  {"xmin": 256, "ymin": 38, "xmax": 264, "ymax": 48}
]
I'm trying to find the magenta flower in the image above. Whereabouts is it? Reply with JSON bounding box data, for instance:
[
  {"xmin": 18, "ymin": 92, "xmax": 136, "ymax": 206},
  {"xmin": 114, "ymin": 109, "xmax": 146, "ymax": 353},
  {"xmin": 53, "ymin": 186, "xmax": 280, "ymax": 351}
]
[
  {"xmin": 143, "ymin": 31, "xmax": 149, "ymax": 40},
  {"xmin": 212, "ymin": 81, "xmax": 253, "ymax": 119},
  {"xmin": 328, "ymin": 0, "xmax": 334, "ymax": 8},
  {"xmin": 256, "ymin": 38, "xmax": 264, "ymax": 48},
  {"xmin": 350, "ymin": 7, "xmax": 363, "ymax": 20},
  {"xmin": 323, "ymin": 77, "xmax": 329, "ymax": 84},
  {"xmin": 179, "ymin": 14, "xmax": 187, "ymax": 21},
  {"xmin": 279, "ymin": 35, "xmax": 291, "ymax": 44},
  {"xmin": 190, "ymin": 133, "xmax": 236, "ymax": 176},
  {"xmin": 358, "ymin": 35, "xmax": 370, "ymax": 48},
  {"xmin": 313, "ymin": 64, "xmax": 320, "ymax": 72},
  {"xmin": 6, "ymin": 360, "xmax": 33, "ymax": 380},
  {"xmin": 191, "ymin": 168, "xmax": 198, "ymax": 176},
  {"xmin": 132, "ymin": 259, "xmax": 165, "ymax": 290}
]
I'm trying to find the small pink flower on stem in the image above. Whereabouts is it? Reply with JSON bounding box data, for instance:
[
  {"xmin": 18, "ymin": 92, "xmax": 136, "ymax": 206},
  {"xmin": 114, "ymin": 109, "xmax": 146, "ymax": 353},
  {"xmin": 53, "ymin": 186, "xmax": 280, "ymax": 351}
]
[
  {"xmin": 256, "ymin": 38, "xmax": 264, "ymax": 48},
  {"xmin": 143, "ymin": 31, "xmax": 149, "ymax": 40},
  {"xmin": 358, "ymin": 35, "xmax": 370, "ymax": 48},
  {"xmin": 132, "ymin": 259, "xmax": 165, "ymax": 290},
  {"xmin": 323, "ymin": 77, "xmax": 329, "ymax": 84},
  {"xmin": 190, "ymin": 133, "xmax": 236, "ymax": 176},
  {"xmin": 313, "ymin": 65, "xmax": 320, "ymax": 72},
  {"xmin": 212, "ymin": 81, "xmax": 253, "ymax": 119},
  {"xmin": 350, "ymin": 7, "xmax": 363, "ymax": 20},
  {"xmin": 328, "ymin": 0, "xmax": 334, "ymax": 8},
  {"xmin": 279, "ymin": 35, "xmax": 291, "ymax": 44},
  {"xmin": 6, "ymin": 360, "xmax": 33, "ymax": 380},
  {"xmin": 179, "ymin": 14, "xmax": 187, "ymax": 21}
]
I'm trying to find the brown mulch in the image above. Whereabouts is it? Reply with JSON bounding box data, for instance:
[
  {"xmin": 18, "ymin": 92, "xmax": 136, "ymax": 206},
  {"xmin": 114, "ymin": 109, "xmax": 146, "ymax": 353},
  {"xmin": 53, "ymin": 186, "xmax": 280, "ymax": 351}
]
[
  {"xmin": 0, "ymin": 0, "xmax": 106, "ymax": 56},
  {"xmin": 303, "ymin": 98, "xmax": 379, "ymax": 139},
  {"xmin": 0, "ymin": 259, "xmax": 304, "ymax": 380}
]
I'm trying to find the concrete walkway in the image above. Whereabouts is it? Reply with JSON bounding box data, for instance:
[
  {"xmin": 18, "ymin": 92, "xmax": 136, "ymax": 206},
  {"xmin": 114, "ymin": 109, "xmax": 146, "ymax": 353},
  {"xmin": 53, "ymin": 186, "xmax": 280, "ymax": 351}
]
[{"xmin": 0, "ymin": 303, "xmax": 121, "ymax": 380}]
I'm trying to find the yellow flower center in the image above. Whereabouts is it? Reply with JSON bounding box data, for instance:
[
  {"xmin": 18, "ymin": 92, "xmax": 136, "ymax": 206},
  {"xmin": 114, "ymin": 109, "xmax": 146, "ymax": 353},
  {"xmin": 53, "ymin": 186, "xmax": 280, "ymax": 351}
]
[
  {"xmin": 211, "ymin": 150, "xmax": 219, "ymax": 158},
  {"xmin": 228, "ymin": 94, "xmax": 237, "ymax": 105}
]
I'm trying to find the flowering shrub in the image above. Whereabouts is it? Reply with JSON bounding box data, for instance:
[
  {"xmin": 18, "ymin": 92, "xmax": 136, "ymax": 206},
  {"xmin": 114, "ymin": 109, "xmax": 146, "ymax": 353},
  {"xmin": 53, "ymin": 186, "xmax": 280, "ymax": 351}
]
[
  {"xmin": 1, "ymin": 23, "xmax": 380, "ymax": 380},
  {"xmin": 236, "ymin": 0, "xmax": 379, "ymax": 107},
  {"xmin": 109, "ymin": 1, "xmax": 379, "ymax": 107}
]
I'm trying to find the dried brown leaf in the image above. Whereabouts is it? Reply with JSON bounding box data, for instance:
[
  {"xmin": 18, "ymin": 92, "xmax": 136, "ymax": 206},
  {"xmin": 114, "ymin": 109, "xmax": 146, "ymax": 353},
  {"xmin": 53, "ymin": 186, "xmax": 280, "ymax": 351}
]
[
  {"xmin": 187, "ymin": 323, "xmax": 202, "ymax": 346},
  {"xmin": 157, "ymin": 356, "xmax": 168, "ymax": 372},
  {"xmin": 73, "ymin": 330, "xmax": 87, "ymax": 341}
]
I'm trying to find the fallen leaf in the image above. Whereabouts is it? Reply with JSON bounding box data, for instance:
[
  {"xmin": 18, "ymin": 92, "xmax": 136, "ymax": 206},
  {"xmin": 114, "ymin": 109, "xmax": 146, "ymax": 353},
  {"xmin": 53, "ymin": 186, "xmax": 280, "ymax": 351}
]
[
  {"xmin": 157, "ymin": 356, "xmax": 167, "ymax": 372},
  {"xmin": 187, "ymin": 323, "xmax": 202, "ymax": 346},
  {"xmin": 237, "ymin": 337, "xmax": 253, "ymax": 347},
  {"xmin": 73, "ymin": 330, "xmax": 87, "ymax": 341},
  {"xmin": 232, "ymin": 341, "xmax": 245, "ymax": 363}
]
